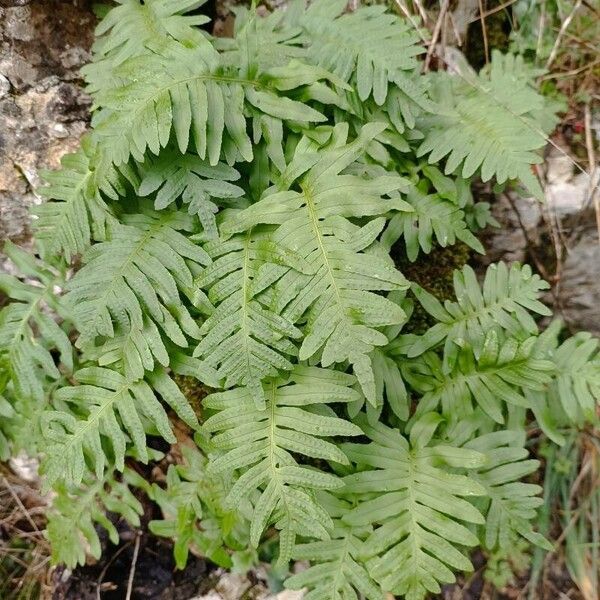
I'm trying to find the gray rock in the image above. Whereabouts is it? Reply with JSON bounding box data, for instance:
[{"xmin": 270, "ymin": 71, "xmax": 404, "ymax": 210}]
[
  {"xmin": 558, "ymin": 210, "xmax": 600, "ymax": 336},
  {"xmin": 0, "ymin": 0, "xmax": 94, "ymax": 246}
]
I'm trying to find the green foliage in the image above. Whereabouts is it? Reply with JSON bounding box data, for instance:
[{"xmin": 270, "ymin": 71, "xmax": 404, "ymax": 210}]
[
  {"xmin": 417, "ymin": 51, "xmax": 556, "ymax": 199},
  {"xmin": 0, "ymin": 1, "xmax": 598, "ymax": 598},
  {"xmin": 47, "ymin": 464, "xmax": 149, "ymax": 568},
  {"xmin": 203, "ymin": 366, "xmax": 362, "ymax": 567},
  {"xmin": 149, "ymin": 443, "xmax": 251, "ymax": 569},
  {"xmin": 343, "ymin": 416, "xmax": 486, "ymax": 598}
]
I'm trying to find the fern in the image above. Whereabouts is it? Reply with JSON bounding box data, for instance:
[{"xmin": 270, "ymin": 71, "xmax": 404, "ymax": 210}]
[
  {"xmin": 42, "ymin": 366, "xmax": 197, "ymax": 487},
  {"xmin": 3, "ymin": 1, "xmax": 596, "ymax": 595},
  {"xmin": 65, "ymin": 204, "xmax": 208, "ymax": 349},
  {"xmin": 465, "ymin": 431, "xmax": 552, "ymax": 553},
  {"xmin": 47, "ymin": 464, "xmax": 149, "ymax": 568},
  {"xmin": 547, "ymin": 332, "xmax": 600, "ymax": 423},
  {"xmin": 381, "ymin": 187, "xmax": 484, "ymax": 261},
  {"xmin": 409, "ymin": 262, "xmax": 552, "ymax": 370},
  {"xmin": 406, "ymin": 331, "xmax": 555, "ymax": 424},
  {"xmin": 417, "ymin": 50, "xmax": 554, "ymax": 199},
  {"xmin": 150, "ymin": 443, "xmax": 250, "ymax": 569},
  {"xmin": 194, "ymin": 231, "xmax": 308, "ymax": 409},
  {"xmin": 284, "ymin": 0, "xmax": 428, "ymax": 110},
  {"xmin": 203, "ymin": 366, "xmax": 362, "ymax": 566},
  {"xmin": 35, "ymin": 139, "xmax": 137, "ymax": 260},
  {"xmin": 0, "ymin": 243, "xmax": 72, "ymax": 405},
  {"xmin": 225, "ymin": 123, "xmax": 411, "ymax": 402},
  {"xmin": 138, "ymin": 151, "xmax": 245, "ymax": 238},
  {"xmin": 285, "ymin": 492, "xmax": 384, "ymax": 600},
  {"xmin": 343, "ymin": 416, "xmax": 487, "ymax": 599}
]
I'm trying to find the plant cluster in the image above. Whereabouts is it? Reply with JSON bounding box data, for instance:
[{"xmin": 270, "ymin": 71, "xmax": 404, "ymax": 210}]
[{"xmin": 1, "ymin": 1, "xmax": 599, "ymax": 599}]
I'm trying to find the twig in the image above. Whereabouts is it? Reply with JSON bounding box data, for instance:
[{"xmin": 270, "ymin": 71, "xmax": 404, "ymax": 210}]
[
  {"xmin": 468, "ymin": 0, "xmax": 518, "ymax": 23},
  {"xmin": 477, "ymin": 0, "xmax": 489, "ymax": 66},
  {"xmin": 583, "ymin": 103, "xmax": 600, "ymax": 244},
  {"xmin": 125, "ymin": 533, "xmax": 141, "ymax": 600},
  {"xmin": 536, "ymin": 1, "xmax": 546, "ymax": 63},
  {"xmin": 411, "ymin": 0, "xmax": 429, "ymax": 25},
  {"xmin": 546, "ymin": 0, "xmax": 583, "ymax": 70},
  {"xmin": 96, "ymin": 540, "xmax": 133, "ymax": 600},
  {"xmin": 393, "ymin": 0, "xmax": 429, "ymax": 45},
  {"xmin": 423, "ymin": 0, "xmax": 450, "ymax": 71},
  {"xmin": 1, "ymin": 476, "xmax": 40, "ymax": 534},
  {"xmin": 540, "ymin": 58, "xmax": 600, "ymax": 81}
]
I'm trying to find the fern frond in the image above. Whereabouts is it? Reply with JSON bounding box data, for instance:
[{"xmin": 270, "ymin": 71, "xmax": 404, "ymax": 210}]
[
  {"xmin": 84, "ymin": 0, "xmax": 211, "ymax": 94},
  {"xmin": 150, "ymin": 443, "xmax": 250, "ymax": 569},
  {"xmin": 92, "ymin": 43, "xmax": 328, "ymax": 167},
  {"xmin": 224, "ymin": 124, "xmax": 411, "ymax": 402},
  {"xmin": 409, "ymin": 262, "xmax": 551, "ymax": 372},
  {"xmin": 35, "ymin": 141, "xmax": 133, "ymax": 260},
  {"xmin": 548, "ymin": 332, "xmax": 600, "ymax": 424},
  {"xmin": 203, "ymin": 366, "xmax": 362, "ymax": 566},
  {"xmin": 138, "ymin": 151, "xmax": 245, "ymax": 238},
  {"xmin": 66, "ymin": 205, "xmax": 209, "ymax": 350},
  {"xmin": 0, "ymin": 242, "xmax": 72, "ymax": 404},
  {"xmin": 465, "ymin": 431, "xmax": 551, "ymax": 552},
  {"xmin": 194, "ymin": 230, "xmax": 310, "ymax": 409},
  {"xmin": 417, "ymin": 51, "xmax": 554, "ymax": 199},
  {"xmin": 47, "ymin": 465, "xmax": 148, "ymax": 568},
  {"xmin": 0, "ymin": 389, "xmax": 16, "ymax": 460},
  {"xmin": 285, "ymin": 493, "xmax": 384, "ymax": 600},
  {"xmin": 381, "ymin": 187, "xmax": 484, "ymax": 261},
  {"xmin": 42, "ymin": 367, "xmax": 197, "ymax": 487},
  {"xmin": 407, "ymin": 331, "xmax": 555, "ymax": 424},
  {"xmin": 285, "ymin": 0, "xmax": 428, "ymax": 111},
  {"xmin": 343, "ymin": 416, "xmax": 486, "ymax": 600}
]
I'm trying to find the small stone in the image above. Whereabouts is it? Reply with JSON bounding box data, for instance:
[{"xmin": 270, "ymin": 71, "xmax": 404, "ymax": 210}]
[
  {"xmin": 4, "ymin": 6, "xmax": 34, "ymax": 42},
  {"xmin": 9, "ymin": 451, "xmax": 40, "ymax": 483},
  {"xmin": 51, "ymin": 122, "xmax": 68, "ymax": 138},
  {"xmin": 0, "ymin": 74, "xmax": 10, "ymax": 98}
]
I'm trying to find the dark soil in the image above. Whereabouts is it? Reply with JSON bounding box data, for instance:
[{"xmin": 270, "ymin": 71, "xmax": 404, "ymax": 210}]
[{"xmin": 51, "ymin": 533, "xmax": 216, "ymax": 600}]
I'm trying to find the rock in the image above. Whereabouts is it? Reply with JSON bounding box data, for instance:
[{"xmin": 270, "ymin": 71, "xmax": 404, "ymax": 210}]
[
  {"xmin": 9, "ymin": 451, "xmax": 40, "ymax": 484},
  {"xmin": 0, "ymin": 0, "xmax": 94, "ymax": 245},
  {"xmin": 558, "ymin": 210, "xmax": 600, "ymax": 336},
  {"xmin": 0, "ymin": 73, "xmax": 10, "ymax": 98},
  {"xmin": 477, "ymin": 191, "xmax": 542, "ymax": 266}
]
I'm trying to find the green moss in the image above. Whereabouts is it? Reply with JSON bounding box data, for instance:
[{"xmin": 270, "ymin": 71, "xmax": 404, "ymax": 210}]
[
  {"xmin": 465, "ymin": 1, "xmax": 512, "ymax": 70},
  {"xmin": 395, "ymin": 242, "xmax": 471, "ymax": 334},
  {"xmin": 173, "ymin": 375, "xmax": 212, "ymax": 423}
]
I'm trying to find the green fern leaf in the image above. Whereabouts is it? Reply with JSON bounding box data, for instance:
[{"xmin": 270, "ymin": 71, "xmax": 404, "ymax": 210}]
[
  {"xmin": 224, "ymin": 123, "xmax": 411, "ymax": 402},
  {"xmin": 92, "ymin": 42, "xmax": 328, "ymax": 167},
  {"xmin": 138, "ymin": 151, "xmax": 245, "ymax": 238},
  {"xmin": 42, "ymin": 366, "xmax": 197, "ymax": 487},
  {"xmin": 285, "ymin": 493, "xmax": 384, "ymax": 600},
  {"xmin": 343, "ymin": 415, "xmax": 486, "ymax": 600},
  {"xmin": 417, "ymin": 51, "xmax": 554, "ymax": 199},
  {"xmin": 84, "ymin": 0, "xmax": 212, "ymax": 94},
  {"xmin": 150, "ymin": 444, "xmax": 250, "ymax": 569},
  {"xmin": 47, "ymin": 465, "xmax": 148, "ymax": 568},
  {"xmin": 0, "ymin": 242, "xmax": 72, "ymax": 404},
  {"xmin": 285, "ymin": 0, "xmax": 428, "ymax": 110},
  {"xmin": 409, "ymin": 262, "xmax": 552, "ymax": 372},
  {"xmin": 548, "ymin": 332, "xmax": 600, "ymax": 424},
  {"xmin": 194, "ymin": 230, "xmax": 310, "ymax": 409},
  {"xmin": 66, "ymin": 205, "xmax": 209, "ymax": 349},
  {"xmin": 381, "ymin": 187, "xmax": 484, "ymax": 261},
  {"xmin": 406, "ymin": 331, "xmax": 555, "ymax": 424},
  {"xmin": 35, "ymin": 141, "xmax": 131, "ymax": 260},
  {"xmin": 203, "ymin": 366, "xmax": 362, "ymax": 566},
  {"xmin": 465, "ymin": 431, "xmax": 551, "ymax": 552}
]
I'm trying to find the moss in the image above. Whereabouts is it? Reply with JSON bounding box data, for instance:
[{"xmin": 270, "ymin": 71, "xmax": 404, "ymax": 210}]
[
  {"xmin": 465, "ymin": 1, "xmax": 512, "ymax": 70},
  {"xmin": 395, "ymin": 242, "xmax": 471, "ymax": 334},
  {"xmin": 173, "ymin": 375, "xmax": 212, "ymax": 423}
]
